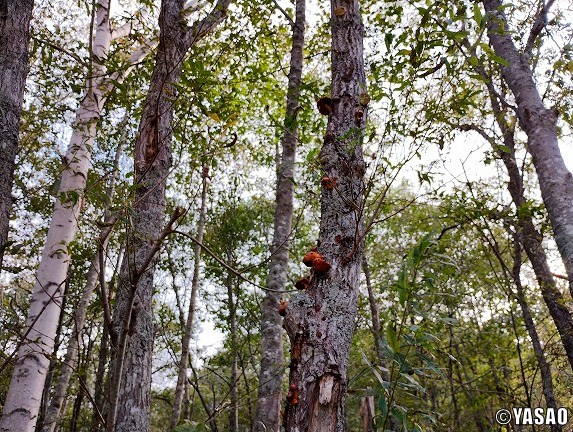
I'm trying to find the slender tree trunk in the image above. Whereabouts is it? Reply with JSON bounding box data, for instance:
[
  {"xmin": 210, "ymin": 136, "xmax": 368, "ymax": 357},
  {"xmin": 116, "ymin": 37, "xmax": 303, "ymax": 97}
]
[
  {"xmin": 170, "ymin": 165, "xmax": 209, "ymax": 429},
  {"xmin": 482, "ymin": 0, "xmax": 573, "ymax": 295},
  {"xmin": 227, "ymin": 267, "xmax": 239, "ymax": 432},
  {"xmin": 362, "ymin": 258, "xmax": 384, "ymax": 370},
  {"xmin": 105, "ymin": 2, "xmax": 231, "ymax": 431},
  {"xmin": 282, "ymin": 1, "xmax": 367, "ymax": 430},
  {"xmin": 37, "ymin": 278, "xmax": 69, "ymax": 431},
  {"xmin": 40, "ymin": 138, "xmax": 123, "ymax": 432},
  {"xmin": 464, "ymin": 74, "xmax": 573, "ymax": 370},
  {"xmin": 510, "ymin": 237, "xmax": 560, "ymax": 432},
  {"xmin": 0, "ymin": 0, "xmax": 34, "ymax": 279},
  {"xmin": 255, "ymin": 1, "xmax": 306, "ymax": 431},
  {"xmin": 91, "ymin": 323, "xmax": 110, "ymax": 432},
  {"xmin": 0, "ymin": 2, "xmax": 112, "ymax": 430}
]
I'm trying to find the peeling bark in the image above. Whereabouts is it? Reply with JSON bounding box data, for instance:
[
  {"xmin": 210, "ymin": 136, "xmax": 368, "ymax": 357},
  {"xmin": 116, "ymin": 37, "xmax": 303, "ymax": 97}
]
[
  {"xmin": 40, "ymin": 138, "xmax": 122, "ymax": 432},
  {"xmin": 255, "ymin": 1, "xmax": 306, "ymax": 431},
  {"xmin": 105, "ymin": 1, "xmax": 231, "ymax": 431},
  {"xmin": 0, "ymin": 2, "xmax": 112, "ymax": 430},
  {"xmin": 482, "ymin": 0, "xmax": 573, "ymax": 294},
  {"xmin": 0, "ymin": 0, "xmax": 33, "ymax": 277},
  {"xmin": 283, "ymin": 1, "xmax": 367, "ymax": 430}
]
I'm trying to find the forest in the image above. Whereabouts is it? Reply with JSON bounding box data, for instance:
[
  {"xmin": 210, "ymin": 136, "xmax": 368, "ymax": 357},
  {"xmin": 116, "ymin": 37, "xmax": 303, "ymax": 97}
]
[{"xmin": 1, "ymin": 0, "xmax": 573, "ymax": 431}]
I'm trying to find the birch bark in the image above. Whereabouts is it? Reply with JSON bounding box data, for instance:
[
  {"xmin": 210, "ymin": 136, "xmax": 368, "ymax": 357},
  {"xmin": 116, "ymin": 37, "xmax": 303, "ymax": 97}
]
[
  {"xmin": 0, "ymin": 2, "xmax": 111, "ymax": 430},
  {"xmin": 255, "ymin": 1, "xmax": 306, "ymax": 431},
  {"xmin": 283, "ymin": 1, "xmax": 367, "ymax": 430},
  {"xmin": 482, "ymin": 0, "xmax": 573, "ymax": 294},
  {"xmin": 39, "ymin": 137, "xmax": 122, "ymax": 432},
  {"xmin": 0, "ymin": 0, "xmax": 34, "ymax": 277}
]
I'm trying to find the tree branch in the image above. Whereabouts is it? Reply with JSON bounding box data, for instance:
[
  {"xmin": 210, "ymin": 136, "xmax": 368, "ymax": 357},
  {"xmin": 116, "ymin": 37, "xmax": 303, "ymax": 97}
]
[
  {"xmin": 172, "ymin": 230, "xmax": 296, "ymax": 293},
  {"xmin": 525, "ymin": 0, "xmax": 556, "ymax": 58},
  {"xmin": 270, "ymin": 0, "xmax": 295, "ymax": 28}
]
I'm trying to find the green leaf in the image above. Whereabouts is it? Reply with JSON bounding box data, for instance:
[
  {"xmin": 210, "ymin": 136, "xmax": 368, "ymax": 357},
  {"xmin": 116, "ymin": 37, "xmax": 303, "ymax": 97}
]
[
  {"xmin": 473, "ymin": 3, "xmax": 483, "ymax": 27},
  {"xmin": 385, "ymin": 33, "xmax": 394, "ymax": 50},
  {"xmin": 491, "ymin": 54, "xmax": 510, "ymax": 66},
  {"xmin": 377, "ymin": 393, "xmax": 388, "ymax": 420}
]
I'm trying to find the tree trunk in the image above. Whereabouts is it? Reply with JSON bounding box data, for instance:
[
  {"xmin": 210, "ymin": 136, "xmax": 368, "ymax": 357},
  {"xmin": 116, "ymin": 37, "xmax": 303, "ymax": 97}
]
[
  {"xmin": 510, "ymin": 237, "xmax": 561, "ymax": 432},
  {"xmin": 282, "ymin": 1, "xmax": 367, "ymax": 430},
  {"xmin": 0, "ymin": 0, "xmax": 34, "ymax": 279},
  {"xmin": 105, "ymin": 2, "xmax": 231, "ymax": 431},
  {"xmin": 40, "ymin": 138, "xmax": 123, "ymax": 432},
  {"xmin": 0, "ymin": 2, "xmax": 112, "ymax": 430},
  {"xmin": 170, "ymin": 165, "xmax": 209, "ymax": 429},
  {"xmin": 227, "ymin": 266, "xmax": 239, "ymax": 432},
  {"xmin": 361, "ymin": 257, "xmax": 384, "ymax": 372},
  {"xmin": 91, "ymin": 323, "xmax": 110, "ymax": 432},
  {"xmin": 466, "ymin": 73, "xmax": 573, "ymax": 370},
  {"xmin": 37, "ymin": 277, "xmax": 69, "ymax": 431},
  {"xmin": 482, "ymin": 0, "xmax": 573, "ymax": 295},
  {"xmin": 359, "ymin": 397, "xmax": 374, "ymax": 432},
  {"xmin": 255, "ymin": 1, "xmax": 306, "ymax": 431}
]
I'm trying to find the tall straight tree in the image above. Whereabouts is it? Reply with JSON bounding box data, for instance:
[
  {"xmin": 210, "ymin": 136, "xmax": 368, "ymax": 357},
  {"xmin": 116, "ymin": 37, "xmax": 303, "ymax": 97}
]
[
  {"xmin": 255, "ymin": 0, "xmax": 306, "ymax": 430},
  {"xmin": 104, "ymin": 1, "xmax": 231, "ymax": 431},
  {"xmin": 170, "ymin": 165, "xmax": 209, "ymax": 429},
  {"xmin": 481, "ymin": 0, "xmax": 573, "ymax": 294},
  {"xmin": 0, "ymin": 0, "xmax": 34, "ymax": 278},
  {"xmin": 0, "ymin": 2, "xmax": 113, "ymax": 430},
  {"xmin": 0, "ymin": 0, "xmax": 174, "ymax": 427},
  {"xmin": 283, "ymin": 0, "xmax": 368, "ymax": 430}
]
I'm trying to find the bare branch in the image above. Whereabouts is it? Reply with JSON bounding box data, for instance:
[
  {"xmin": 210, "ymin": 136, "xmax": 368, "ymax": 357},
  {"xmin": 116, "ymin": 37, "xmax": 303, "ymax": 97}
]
[
  {"xmin": 270, "ymin": 0, "xmax": 295, "ymax": 28},
  {"xmin": 31, "ymin": 35, "xmax": 88, "ymax": 67},
  {"xmin": 173, "ymin": 230, "xmax": 296, "ymax": 293},
  {"xmin": 525, "ymin": 0, "xmax": 556, "ymax": 57}
]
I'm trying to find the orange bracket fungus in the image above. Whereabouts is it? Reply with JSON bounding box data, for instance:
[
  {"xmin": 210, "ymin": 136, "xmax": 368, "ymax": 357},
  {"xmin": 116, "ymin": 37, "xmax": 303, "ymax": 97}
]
[
  {"xmin": 302, "ymin": 247, "xmax": 332, "ymax": 274},
  {"xmin": 302, "ymin": 248, "xmax": 321, "ymax": 267},
  {"xmin": 295, "ymin": 277, "xmax": 311, "ymax": 290},
  {"xmin": 317, "ymin": 96, "xmax": 333, "ymax": 115},
  {"xmin": 320, "ymin": 176, "xmax": 337, "ymax": 191},
  {"xmin": 287, "ymin": 383, "xmax": 299, "ymax": 405},
  {"xmin": 312, "ymin": 257, "xmax": 331, "ymax": 273},
  {"xmin": 278, "ymin": 300, "xmax": 287, "ymax": 316}
]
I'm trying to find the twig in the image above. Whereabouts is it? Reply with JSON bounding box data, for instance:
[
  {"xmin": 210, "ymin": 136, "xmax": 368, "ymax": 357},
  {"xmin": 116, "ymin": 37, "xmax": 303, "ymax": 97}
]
[
  {"xmin": 525, "ymin": 0, "xmax": 556, "ymax": 57},
  {"xmin": 173, "ymin": 230, "xmax": 296, "ymax": 293},
  {"xmin": 269, "ymin": 0, "xmax": 295, "ymax": 28}
]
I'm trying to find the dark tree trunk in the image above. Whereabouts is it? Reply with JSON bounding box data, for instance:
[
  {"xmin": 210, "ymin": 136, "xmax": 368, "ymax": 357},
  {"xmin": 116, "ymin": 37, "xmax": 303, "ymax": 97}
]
[
  {"xmin": 283, "ymin": 1, "xmax": 367, "ymax": 430},
  {"xmin": 255, "ymin": 0, "xmax": 306, "ymax": 430},
  {"xmin": 0, "ymin": 0, "xmax": 34, "ymax": 277},
  {"xmin": 105, "ymin": 1, "xmax": 231, "ymax": 431}
]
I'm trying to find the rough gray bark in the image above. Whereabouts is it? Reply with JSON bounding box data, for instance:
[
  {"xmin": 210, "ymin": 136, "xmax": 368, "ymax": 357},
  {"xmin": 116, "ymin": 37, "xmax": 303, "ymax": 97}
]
[
  {"xmin": 282, "ymin": 1, "xmax": 367, "ymax": 430},
  {"xmin": 169, "ymin": 165, "xmax": 209, "ymax": 429},
  {"xmin": 254, "ymin": 1, "xmax": 306, "ymax": 430},
  {"xmin": 482, "ymin": 0, "xmax": 573, "ymax": 295},
  {"xmin": 40, "ymin": 139, "xmax": 122, "ymax": 432},
  {"xmin": 0, "ymin": 0, "xmax": 33, "ymax": 277},
  {"xmin": 105, "ymin": 1, "xmax": 231, "ymax": 431}
]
